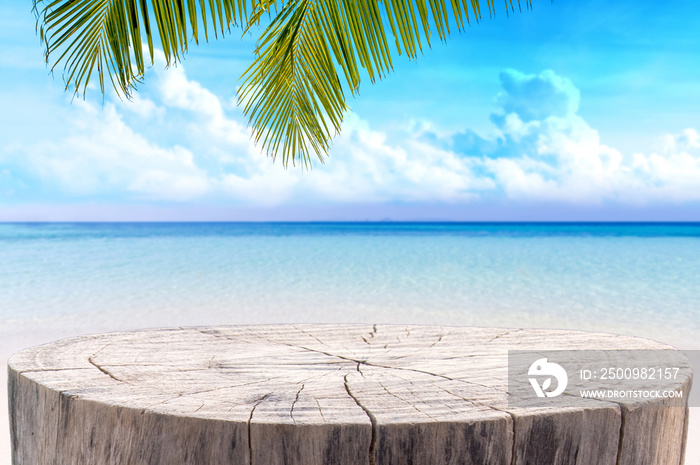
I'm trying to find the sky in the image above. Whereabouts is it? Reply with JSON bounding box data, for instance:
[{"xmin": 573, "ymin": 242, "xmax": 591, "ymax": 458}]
[{"xmin": 1, "ymin": 0, "xmax": 700, "ymax": 221}]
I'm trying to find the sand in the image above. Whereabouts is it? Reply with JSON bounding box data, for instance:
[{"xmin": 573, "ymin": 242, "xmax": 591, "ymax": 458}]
[{"xmin": 1, "ymin": 317, "xmax": 697, "ymax": 464}]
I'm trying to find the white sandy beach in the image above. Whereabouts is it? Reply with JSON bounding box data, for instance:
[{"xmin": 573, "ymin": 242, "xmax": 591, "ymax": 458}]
[{"xmin": 1, "ymin": 316, "xmax": 697, "ymax": 464}]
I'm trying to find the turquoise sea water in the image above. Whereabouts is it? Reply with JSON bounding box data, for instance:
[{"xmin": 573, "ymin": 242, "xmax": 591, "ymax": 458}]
[{"xmin": 1, "ymin": 222, "xmax": 699, "ymax": 347}]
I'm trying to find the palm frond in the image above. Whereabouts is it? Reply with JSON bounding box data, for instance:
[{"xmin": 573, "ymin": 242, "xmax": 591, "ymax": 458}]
[
  {"xmin": 33, "ymin": 0, "xmax": 250, "ymax": 97},
  {"xmin": 35, "ymin": 0, "xmax": 533, "ymax": 167},
  {"xmin": 240, "ymin": 0, "xmax": 532, "ymax": 167}
]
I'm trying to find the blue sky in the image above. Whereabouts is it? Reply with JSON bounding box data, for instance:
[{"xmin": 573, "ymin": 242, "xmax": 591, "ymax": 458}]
[{"xmin": 1, "ymin": 0, "xmax": 700, "ymax": 221}]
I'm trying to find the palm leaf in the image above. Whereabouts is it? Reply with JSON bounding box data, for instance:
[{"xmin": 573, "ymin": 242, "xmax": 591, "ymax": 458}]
[
  {"xmin": 240, "ymin": 0, "xmax": 532, "ymax": 167},
  {"xmin": 35, "ymin": 0, "xmax": 533, "ymax": 167},
  {"xmin": 33, "ymin": 0, "xmax": 250, "ymax": 97}
]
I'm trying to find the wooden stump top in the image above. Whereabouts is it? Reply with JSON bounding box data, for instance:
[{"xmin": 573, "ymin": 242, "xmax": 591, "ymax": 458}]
[{"xmin": 8, "ymin": 325, "xmax": 692, "ymax": 465}]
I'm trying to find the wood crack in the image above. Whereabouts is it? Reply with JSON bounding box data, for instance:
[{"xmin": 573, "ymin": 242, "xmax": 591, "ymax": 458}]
[
  {"xmin": 614, "ymin": 401, "xmax": 627, "ymax": 465},
  {"xmin": 435, "ymin": 384, "xmax": 518, "ymax": 464},
  {"xmin": 88, "ymin": 356, "xmax": 128, "ymax": 383},
  {"xmin": 270, "ymin": 340, "xmax": 506, "ymax": 395},
  {"xmin": 293, "ymin": 325, "xmax": 332, "ymax": 348},
  {"xmin": 428, "ymin": 333, "xmax": 445, "ymax": 348},
  {"xmin": 143, "ymin": 380, "xmax": 274, "ymax": 410},
  {"xmin": 344, "ymin": 374, "xmax": 377, "ymax": 465},
  {"xmin": 248, "ymin": 393, "xmax": 270, "ymax": 465},
  {"xmin": 290, "ymin": 384, "xmax": 304, "ymax": 424},
  {"xmin": 378, "ymin": 380, "xmax": 438, "ymax": 421},
  {"xmin": 313, "ymin": 396, "xmax": 326, "ymax": 422},
  {"xmin": 391, "ymin": 332, "xmax": 449, "ymax": 360},
  {"xmin": 510, "ymin": 415, "xmax": 517, "ymax": 465},
  {"xmin": 486, "ymin": 329, "xmax": 520, "ymax": 344},
  {"xmin": 86, "ymin": 341, "xmax": 129, "ymax": 383},
  {"xmin": 20, "ymin": 367, "xmax": 93, "ymax": 374}
]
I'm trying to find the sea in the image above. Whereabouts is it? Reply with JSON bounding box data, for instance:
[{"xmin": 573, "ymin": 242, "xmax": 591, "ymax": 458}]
[{"xmin": 1, "ymin": 222, "xmax": 699, "ymax": 349}]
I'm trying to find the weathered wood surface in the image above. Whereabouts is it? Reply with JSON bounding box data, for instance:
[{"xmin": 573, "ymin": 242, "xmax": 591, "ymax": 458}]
[{"xmin": 7, "ymin": 325, "xmax": 692, "ymax": 465}]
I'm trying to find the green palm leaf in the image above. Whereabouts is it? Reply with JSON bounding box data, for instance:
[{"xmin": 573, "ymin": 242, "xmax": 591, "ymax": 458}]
[
  {"xmin": 34, "ymin": 0, "xmax": 248, "ymax": 96},
  {"xmin": 35, "ymin": 0, "xmax": 532, "ymax": 166},
  {"xmin": 241, "ymin": 0, "xmax": 531, "ymax": 167}
]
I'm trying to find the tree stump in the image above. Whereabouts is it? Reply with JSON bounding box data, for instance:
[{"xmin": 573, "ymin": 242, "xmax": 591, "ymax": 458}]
[{"xmin": 7, "ymin": 325, "xmax": 692, "ymax": 465}]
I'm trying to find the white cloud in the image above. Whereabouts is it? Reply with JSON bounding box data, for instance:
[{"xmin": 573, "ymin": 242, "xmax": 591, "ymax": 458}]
[
  {"xmin": 2, "ymin": 63, "xmax": 700, "ymax": 207},
  {"xmin": 452, "ymin": 69, "xmax": 700, "ymax": 205},
  {"xmin": 16, "ymin": 100, "xmax": 210, "ymax": 201},
  {"xmin": 495, "ymin": 69, "xmax": 580, "ymax": 122}
]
